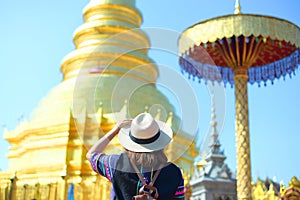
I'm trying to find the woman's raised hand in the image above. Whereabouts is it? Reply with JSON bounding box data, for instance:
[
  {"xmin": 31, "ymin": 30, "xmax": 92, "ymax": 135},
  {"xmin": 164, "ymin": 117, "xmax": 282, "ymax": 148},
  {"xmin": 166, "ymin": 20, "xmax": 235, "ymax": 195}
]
[{"xmin": 117, "ymin": 119, "xmax": 132, "ymax": 129}]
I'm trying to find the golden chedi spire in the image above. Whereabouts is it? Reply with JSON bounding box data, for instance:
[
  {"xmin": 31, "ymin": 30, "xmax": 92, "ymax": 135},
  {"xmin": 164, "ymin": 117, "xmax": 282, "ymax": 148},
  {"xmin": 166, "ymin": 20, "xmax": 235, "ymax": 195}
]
[{"xmin": 61, "ymin": 0, "xmax": 157, "ymax": 82}]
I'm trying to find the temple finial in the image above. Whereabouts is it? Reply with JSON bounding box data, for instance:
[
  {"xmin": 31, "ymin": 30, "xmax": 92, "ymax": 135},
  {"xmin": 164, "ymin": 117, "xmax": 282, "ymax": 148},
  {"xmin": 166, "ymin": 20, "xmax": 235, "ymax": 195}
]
[
  {"xmin": 97, "ymin": 101, "xmax": 103, "ymax": 124},
  {"xmin": 234, "ymin": 0, "xmax": 242, "ymax": 14},
  {"xmin": 155, "ymin": 109, "xmax": 161, "ymax": 120},
  {"xmin": 210, "ymin": 94, "xmax": 217, "ymax": 129},
  {"xmin": 166, "ymin": 112, "xmax": 173, "ymax": 127},
  {"xmin": 123, "ymin": 99, "xmax": 130, "ymax": 119},
  {"xmin": 144, "ymin": 105, "xmax": 149, "ymax": 113},
  {"xmin": 209, "ymin": 92, "xmax": 220, "ymax": 154}
]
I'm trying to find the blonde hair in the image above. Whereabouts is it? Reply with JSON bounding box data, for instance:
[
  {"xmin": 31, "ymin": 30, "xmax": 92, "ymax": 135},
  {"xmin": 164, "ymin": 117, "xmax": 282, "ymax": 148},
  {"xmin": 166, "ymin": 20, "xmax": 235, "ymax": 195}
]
[{"xmin": 124, "ymin": 149, "xmax": 168, "ymax": 168}]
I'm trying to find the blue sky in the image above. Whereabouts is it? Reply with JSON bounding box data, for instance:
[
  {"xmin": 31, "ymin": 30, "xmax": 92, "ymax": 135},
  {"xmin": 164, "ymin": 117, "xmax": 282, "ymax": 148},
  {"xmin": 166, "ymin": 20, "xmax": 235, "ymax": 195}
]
[{"xmin": 1, "ymin": 0, "xmax": 299, "ymax": 185}]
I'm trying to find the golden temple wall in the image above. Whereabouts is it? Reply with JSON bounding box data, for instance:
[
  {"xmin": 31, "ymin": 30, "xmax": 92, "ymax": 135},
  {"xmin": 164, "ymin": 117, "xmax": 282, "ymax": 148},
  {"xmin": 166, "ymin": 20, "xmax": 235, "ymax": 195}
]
[{"xmin": 0, "ymin": 173, "xmax": 113, "ymax": 200}]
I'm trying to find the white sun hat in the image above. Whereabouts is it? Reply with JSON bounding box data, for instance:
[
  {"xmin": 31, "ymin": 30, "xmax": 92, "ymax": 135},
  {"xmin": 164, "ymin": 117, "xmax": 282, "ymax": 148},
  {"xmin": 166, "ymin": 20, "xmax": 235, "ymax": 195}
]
[{"xmin": 118, "ymin": 113, "xmax": 173, "ymax": 152}]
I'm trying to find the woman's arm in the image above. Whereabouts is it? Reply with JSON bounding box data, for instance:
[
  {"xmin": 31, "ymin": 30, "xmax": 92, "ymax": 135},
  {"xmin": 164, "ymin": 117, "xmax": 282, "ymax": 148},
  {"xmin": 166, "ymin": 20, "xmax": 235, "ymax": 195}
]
[{"xmin": 86, "ymin": 119, "xmax": 132, "ymax": 160}]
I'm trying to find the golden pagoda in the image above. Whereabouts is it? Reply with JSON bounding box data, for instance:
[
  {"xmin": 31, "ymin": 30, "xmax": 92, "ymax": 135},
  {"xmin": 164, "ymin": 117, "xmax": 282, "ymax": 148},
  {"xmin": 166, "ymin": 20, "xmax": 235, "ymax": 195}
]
[{"xmin": 0, "ymin": 0, "xmax": 197, "ymax": 199}]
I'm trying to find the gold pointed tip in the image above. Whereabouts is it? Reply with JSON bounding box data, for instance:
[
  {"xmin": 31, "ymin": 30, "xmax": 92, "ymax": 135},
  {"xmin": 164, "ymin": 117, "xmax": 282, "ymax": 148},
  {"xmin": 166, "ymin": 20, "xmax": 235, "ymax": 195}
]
[
  {"xmin": 234, "ymin": 0, "xmax": 242, "ymax": 14},
  {"xmin": 166, "ymin": 112, "xmax": 173, "ymax": 126},
  {"xmin": 280, "ymin": 180, "xmax": 284, "ymax": 185},
  {"xmin": 144, "ymin": 105, "xmax": 149, "ymax": 112},
  {"xmin": 234, "ymin": 7, "xmax": 242, "ymax": 14}
]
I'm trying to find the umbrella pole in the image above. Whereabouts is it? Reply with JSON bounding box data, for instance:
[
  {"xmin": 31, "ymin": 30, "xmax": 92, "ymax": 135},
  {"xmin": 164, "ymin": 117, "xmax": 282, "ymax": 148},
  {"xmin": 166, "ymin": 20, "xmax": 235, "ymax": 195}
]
[{"xmin": 233, "ymin": 72, "xmax": 252, "ymax": 200}]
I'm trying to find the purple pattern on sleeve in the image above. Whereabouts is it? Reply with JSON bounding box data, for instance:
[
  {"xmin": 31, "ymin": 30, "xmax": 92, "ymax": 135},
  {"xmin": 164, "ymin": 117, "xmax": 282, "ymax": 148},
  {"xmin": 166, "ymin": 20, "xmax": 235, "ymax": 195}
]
[
  {"xmin": 88, "ymin": 152, "xmax": 120, "ymax": 182},
  {"xmin": 89, "ymin": 152, "xmax": 101, "ymax": 173}
]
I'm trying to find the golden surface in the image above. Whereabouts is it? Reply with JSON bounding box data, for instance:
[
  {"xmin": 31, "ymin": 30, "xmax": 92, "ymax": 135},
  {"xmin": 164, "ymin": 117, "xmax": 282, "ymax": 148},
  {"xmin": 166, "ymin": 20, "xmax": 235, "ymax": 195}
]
[
  {"xmin": 234, "ymin": 73, "xmax": 252, "ymax": 200},
  {"xmin": 280, "ymin": 177, "xmax": 300, "ymax": 200},
  {"xmin": 61, "ymin": 1, "xmax": 156, "ymax": 83},
  {"xmin": 251, "ymin": 177, "xmax": 300, "ymax": 200},
  {"xmin": 1, "ymin": 0, "xmax": 197, "ymax": 199},
  {"xmin": 252, "ymin": 179, "xmax": 280, "ymax": 200},
  {"xmin": 178, "ymin": 14, "xmax": 300, "ymax": 55}
]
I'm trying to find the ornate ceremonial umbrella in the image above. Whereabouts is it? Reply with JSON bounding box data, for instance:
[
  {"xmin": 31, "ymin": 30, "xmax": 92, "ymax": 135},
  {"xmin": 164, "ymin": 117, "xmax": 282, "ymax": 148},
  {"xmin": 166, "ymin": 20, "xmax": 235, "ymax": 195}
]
[{"xmin": 178, "ymin": 1, "xmax": 300, "ymax": 200}]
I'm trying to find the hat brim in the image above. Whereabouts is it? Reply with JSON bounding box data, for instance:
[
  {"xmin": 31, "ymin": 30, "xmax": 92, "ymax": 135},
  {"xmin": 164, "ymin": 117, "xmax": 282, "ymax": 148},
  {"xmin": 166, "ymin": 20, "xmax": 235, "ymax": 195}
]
[{"xmin": 118, "ymin": 120, "xmax": 173, "ymax": 152}]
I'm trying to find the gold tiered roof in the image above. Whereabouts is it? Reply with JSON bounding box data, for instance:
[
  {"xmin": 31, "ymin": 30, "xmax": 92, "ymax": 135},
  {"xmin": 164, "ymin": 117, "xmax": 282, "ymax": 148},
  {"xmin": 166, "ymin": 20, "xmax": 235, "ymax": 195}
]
[{"xmin": 179, "ymin": 15, "xmax": 300, "ymax": 52}]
